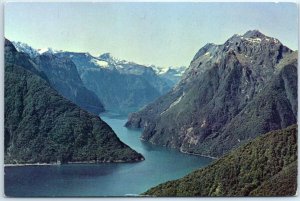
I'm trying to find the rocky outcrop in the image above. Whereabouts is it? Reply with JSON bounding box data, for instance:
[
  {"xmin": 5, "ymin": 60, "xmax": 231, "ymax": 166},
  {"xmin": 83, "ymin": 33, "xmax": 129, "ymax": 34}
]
[{"xmin": 126, "ymin": 30, "xmax": 297, "ymax": 158}]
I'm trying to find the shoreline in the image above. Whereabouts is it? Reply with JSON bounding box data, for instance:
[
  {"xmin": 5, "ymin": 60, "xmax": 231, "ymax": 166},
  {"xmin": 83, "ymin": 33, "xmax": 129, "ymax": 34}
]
[
  {"xmin": 179, "ymin": 149, "xmax": 218, "ymax": 160},
  {"xmin": 4, "ymin": 158, "xmax": 145, "ymax": 167},
  {"xmin": 4, "ymin": 163, "xmax": 60, "ymax": 167},
  {"xmin": 140, "ymin": 137, "xmax": 217, "ymax": 160}
]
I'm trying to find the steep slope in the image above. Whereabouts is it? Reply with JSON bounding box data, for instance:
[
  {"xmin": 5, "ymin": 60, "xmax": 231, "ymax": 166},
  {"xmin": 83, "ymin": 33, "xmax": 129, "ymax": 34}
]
[
  {"xmin": 4, "ymin": 39, "xmax": 144, "ymax": 164},
  {"xmin": 11, "ymin": 41, "xmax": 104, "ymax": 115},
  {"xmin": 33, "ymin": 54, "xmax": 104, "ymax": 115},
  {"xmin": 12, "ymin": 41, "xmax": 40, "ymax": 58},
  {"xmin": 143, "ymin": 125, "xmax": 297, "ymax": 196},
  {"xmin": 55, "ymin": 52, "xmax": 172, "ymax": 114},
  {"xmin": 126, "ymin": 30, "xmax": 297, "ymax": 157}
]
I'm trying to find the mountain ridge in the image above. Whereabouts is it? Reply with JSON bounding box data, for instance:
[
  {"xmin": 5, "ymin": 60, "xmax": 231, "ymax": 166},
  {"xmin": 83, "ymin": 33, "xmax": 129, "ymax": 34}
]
[
  {"xmin": 5, "ymin": 39, "xmax": 144, "ymax": 164},
  {"xmin": 126, "ymin": 30, "xmax": 297, "ymax": 158},
  {"xmin": 12, "ymin": 41, "xmax": 105, "ymax": 115}
]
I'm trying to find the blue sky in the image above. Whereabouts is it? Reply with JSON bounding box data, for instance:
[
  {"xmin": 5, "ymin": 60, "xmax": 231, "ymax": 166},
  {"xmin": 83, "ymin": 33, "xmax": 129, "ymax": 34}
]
[{"xmin": 5, "ymin": 2, "xmax": 298, "ymax": 67}]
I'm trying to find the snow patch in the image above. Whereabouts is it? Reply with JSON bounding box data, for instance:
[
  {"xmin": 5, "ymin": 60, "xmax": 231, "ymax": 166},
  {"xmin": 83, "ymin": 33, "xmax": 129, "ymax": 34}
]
[
  {"xmin": 204, "ymin": 52, "xmax": 210, "ymax": 56},
  {"xmin": 37, "ymin": 48, "xmax": 61, "ymax": 54},
  {"xmin": 37, "ymin": 48, "xmax": 50, "ymax": 54},
  {"xmin": 201, "ymin": 120, "xmax": 207, "ymax": 128},
  {"xmin": 244, "ymin": 37, "xmax": 262, "ymax": 44},
  {"xmin": 91, "ymin": 59, "xmax": 109, "ymax": 68},
  {"xmin": 117, "ymin": 65, "xmax": 124, "ymax": 69}
]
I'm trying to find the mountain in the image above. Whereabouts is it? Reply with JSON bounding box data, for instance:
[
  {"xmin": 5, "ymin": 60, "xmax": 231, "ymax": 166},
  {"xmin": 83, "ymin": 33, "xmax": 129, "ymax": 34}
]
[
  {"xmin": 126, "ymin": 30, "xmax": 297, "ymax": 157},
  {"xmin": 151, "ymin": 65, "xmax": 186, "ymax": 86},
  {"xmin": 12, "ymin": 41, "xmax": 104, "ymax": 115},
  {"xmin": 12, "ymin": 41, "xmax": 40, "ymax": 58},
  {"xmin": 12, "ymin": 41, "xmax": 184, "ymax": 114},
  {"xmin": 54, "ymin": 52, "xmax": 175, "ymax": 114},
  {"xmin": 143, "ymin": 125, "xmax": 297, "ymax": 196},
  {"xmin": 33, "ymin": 54, "xmax": 104, "ymax": 115},
  {"xmin": 12, "ymin": 41, "xmax": 63, "ymax": 58},
  {"xmin": 5, "ymin": 39, "xmax": 144, "ymax": 164},
  {"xmin": 98, "ymin": 53, "xmax": 172, "ymax": 94}
]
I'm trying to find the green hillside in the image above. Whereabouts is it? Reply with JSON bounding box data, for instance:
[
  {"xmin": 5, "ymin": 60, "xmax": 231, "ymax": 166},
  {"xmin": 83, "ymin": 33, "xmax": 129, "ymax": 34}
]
[
  {"xmin": 5, "ymin": 39, "xmax": 144, "ymax": 164},
  {"xmin": 143, "ymin": 125, "xmax": 297, "ymax": 196}
]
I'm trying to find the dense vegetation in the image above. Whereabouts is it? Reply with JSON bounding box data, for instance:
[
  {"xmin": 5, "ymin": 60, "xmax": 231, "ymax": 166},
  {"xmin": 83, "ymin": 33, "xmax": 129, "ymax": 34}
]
[
  {"xmin": 143, "ymin": 125, "xmax": 297, "ymax": 196},
  {"xmin": 4, "ymin": 39, "xmax": 144, "ymax": 164},
  {"xmin": 7, "ymin": 40, "xmax": 104, "ymax": 115},
  {"xmin": 126, "ymin": 31, "xmax": 297, "ymax": 158}
]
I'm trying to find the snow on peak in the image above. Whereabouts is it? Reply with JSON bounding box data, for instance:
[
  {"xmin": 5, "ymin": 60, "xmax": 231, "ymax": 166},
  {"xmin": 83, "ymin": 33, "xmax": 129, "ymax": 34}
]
[
  {"xmin": 91, "ymin": 58, "xmax": 109, "ymax": 68},
  {"xmin": 37, "ymin": 47, "xmax": 61, "ymax": 55},
  {"xmin": 12, "ymin": 41, "xmax": 39, "ymax": 58},
  {"xmin": 151, "ymin": 65, "xmax": 186, "ymax": 76},
  {"xmin": 150, "ymin": 65, "xmax": 170, "ymax": 75},
  {"xmin": 37, "ymin": 48, "xmax": 50, "ymax": 54},
  {"xmin": 243, "ymin": 37, "xmax": 262, "ymax": 44}
]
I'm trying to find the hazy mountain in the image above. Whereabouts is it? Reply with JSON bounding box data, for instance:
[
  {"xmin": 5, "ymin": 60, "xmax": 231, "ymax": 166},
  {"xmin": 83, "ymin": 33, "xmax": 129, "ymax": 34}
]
[
  {"xmin": 126, "ymin": 30, "xmax": 297, "ymax": 157},
  {"xmin": 143, "ymin": 125, "xmax": 297, "ymax": 196},
  {"xmin": 33, "ymin": 54, "xmax": 104, "ymax": 115},
  {"xmin": 11, "ymin": 41, "xmax": 104, "ymax": 115},
  {"xmin": 12, "ymin": 41, "xmax": 185, "ymax": 114},
  {"xmin": 12, "ymin": 41, "xmax": 40, "ymax": 58},
  {"xmin": 5, "ymin": 39, "xmax": 144, "ymax": 164},
  {"xmin": 151, "ymin": 65, "xmax": 186, "ymax": 86},
  {"xmin": 55, "ymin": 52, "xmax": 176, "ymax": 114}
]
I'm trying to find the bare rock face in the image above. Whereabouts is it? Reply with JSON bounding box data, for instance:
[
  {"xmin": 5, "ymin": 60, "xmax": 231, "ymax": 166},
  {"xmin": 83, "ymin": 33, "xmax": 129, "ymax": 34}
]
[{"xmin": 126, "ymin": 30, "xmax": 297, "ymax": 158}]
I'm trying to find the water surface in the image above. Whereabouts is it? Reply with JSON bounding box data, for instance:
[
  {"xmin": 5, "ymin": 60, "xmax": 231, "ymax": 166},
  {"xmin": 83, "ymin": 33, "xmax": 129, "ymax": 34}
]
[{"xmin": 5, "ymin": 114, "xmax": 213, "ymax": 196}]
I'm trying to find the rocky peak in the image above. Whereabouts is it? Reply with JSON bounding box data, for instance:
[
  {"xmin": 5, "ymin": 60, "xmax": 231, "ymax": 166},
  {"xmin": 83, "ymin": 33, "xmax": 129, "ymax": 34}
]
[
  {"xmin": 192, "ymin": 43, "xmax": 218, "ymax": 62},
  {"xmin": 179, "ymin": 30, "xmax": 294, "ymax": 96},
  {"xmin": 5, "ymin": 39, "xmax": 18, "ymax": 53},
  {"xmin": 98, "ymin": 52, "xmax": 116, "ymax": 63},
  {"xmin": 243, "ymin": 29, "xmax": 266, "ymax": 38}
]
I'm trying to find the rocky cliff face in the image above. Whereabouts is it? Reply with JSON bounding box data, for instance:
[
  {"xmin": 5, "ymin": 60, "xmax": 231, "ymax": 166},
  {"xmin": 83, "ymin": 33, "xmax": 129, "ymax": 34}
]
[{"xmin": 126, "ymin": 30, "xmax": 297, "ymax": 158}]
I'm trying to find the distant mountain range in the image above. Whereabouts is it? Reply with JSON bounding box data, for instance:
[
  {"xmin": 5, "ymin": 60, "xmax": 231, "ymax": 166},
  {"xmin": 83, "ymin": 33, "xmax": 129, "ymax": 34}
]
[
  {"xmin": 12, "ymin": 41, "xmax": 186, "ymax": 114},
  {"xmin": 126, "ymin": 30, "xmax": 297, "ymax": 158},
  {"xmin": 143, "ymin": 125, "xmax": 297, "ymax": 196},
  {"xmin": 5, "ymin": 39, "xmax": 144, "ymax": 164},
  {"xmin": 12, "ymin": 42, "xmax": 104, "ymax": 115}
]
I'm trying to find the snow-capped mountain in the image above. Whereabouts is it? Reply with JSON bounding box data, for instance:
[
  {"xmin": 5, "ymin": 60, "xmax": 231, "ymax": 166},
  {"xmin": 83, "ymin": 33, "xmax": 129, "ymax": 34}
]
[
  {"xmin": 126, "ymin": 30, "xmax": 297, "ymax": 158},
  {"xmin": 54, "ymin": 51, "xmax": 176, "ymax": 114},
  {"xmin": 11, "ymin": 41, "xmax": 186, "ymax": 114},
  {"xmin": 37, "ymin": 47, "xmax": 62, "ymax": 55},
  {"xmin": 12, "ymin": 41, "xmax": 63, "ymax": 58},
  {"xmin": 12, "ymin": 41, "xmax": 40, "ymax": 58},
  {"xmin": 12, "ymin": 41, "xmax": 186, "ymax": 80}
]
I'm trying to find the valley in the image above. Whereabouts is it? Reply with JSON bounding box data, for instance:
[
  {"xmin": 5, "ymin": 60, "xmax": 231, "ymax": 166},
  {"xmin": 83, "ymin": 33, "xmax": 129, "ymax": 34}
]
[
  {"xmin": 5, "ymin": 29, "xmax": 297, "ymax": 197},
  {"xmin": 5, "ymin": 114, "xmax": 213, "ymax": 196}
]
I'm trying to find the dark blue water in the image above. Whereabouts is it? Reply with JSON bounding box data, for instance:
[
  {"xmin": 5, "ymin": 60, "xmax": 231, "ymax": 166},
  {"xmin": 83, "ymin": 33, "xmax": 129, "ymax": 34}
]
[{"xmin": 5, "ymin": 114, "xmax": 213, "ymax": 197}]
